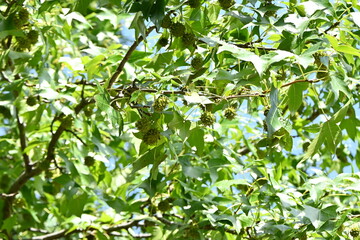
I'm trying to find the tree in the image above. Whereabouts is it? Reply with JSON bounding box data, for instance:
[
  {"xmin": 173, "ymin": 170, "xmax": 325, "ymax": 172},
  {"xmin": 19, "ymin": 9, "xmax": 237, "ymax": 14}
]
[{"xmin": 0, "ymin": 0, "xmax": 359, "ymax": 239}]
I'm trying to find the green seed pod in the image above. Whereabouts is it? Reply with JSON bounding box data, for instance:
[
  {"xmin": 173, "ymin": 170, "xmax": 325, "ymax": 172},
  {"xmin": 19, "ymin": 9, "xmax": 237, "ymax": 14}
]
[
  {"xmin": 62, "ymin": 115, "xmax": 73, "ymax": 129},
  {"xmin": 136, "ymin": 117, "xmax": 151, "ymax": 133},
  {"xmin": 26, "ymin": 95, "xmax": 37, "ymax": 106},
  {"xmin": 143, "ymin": 128, "xmax": 161, "ymax": 145},
  {"xmin": 13, "ymin": 16, "xmax": 23, "ymax": 29},
  {"xmin": 153, "ymin": 96, "xmax": 168, "ymax": 112},
  {"xmin": 157, "ymin": 200, "xmax": 171, "ymax": 212},
  {"xmin": 218, "ymin": 0, "xmax": 235, "ymax": 9},
  {"xmin": 191, "ymin": 56, "xmax": 203, "ymax": 70},
  {"xmin": 161, "ymin": 14, "xmax": 172, "ymax": 29},
  {"xmin": 84, "ymin": 156, "xmax": 95, "ymax": 167},
  {"xmin": 316, "ymin": 65, "xmax": 329, "ymax": 80},
  {"xmin": 188, "ymin": 0, "xmax": 201, "ymax": 8},
  {"xmin": 158, "ymin": 37, "xmax": 169, "ymax": 47},
  {"xmin": 39, "ymin": 160, "xmax": 50, "ymax": 171},
  {"xmin": 350, "ymin": 229, "xmax": 359, "ymax": 237},
  {"xmin": 27, "ymin": 30, "xmax": 39, "ymax": 45},
  {"xmin": 170, "ymin": 22, "xmax": 186, "ymax": 37},
  {"xmin": 84, "ymin": 106, "xmax": 93, "ymax": 117},
  {"xmin": 200, "ymin": 111, "xmax": 215, "ymax": 126},
  {"xmin": 16, "ymin": 36, "xmax": 31, "ymax": 50},
  {"xmin": 224, "ymin": 107, "xmax": 236, "ymax": 120},
  {"xmin": 181, "ymin": 33, "xmax": 196, "ymax": 47},
  {"xmin": 18, "ymin": 8, "xmax": 29, "ymax": 23}
]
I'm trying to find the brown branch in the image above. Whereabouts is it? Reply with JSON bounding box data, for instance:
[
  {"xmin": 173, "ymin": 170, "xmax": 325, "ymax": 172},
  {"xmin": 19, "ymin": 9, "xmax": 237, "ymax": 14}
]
[
  {"xmin": 279, "ymin": 79, "xmax": 318, "ymax": 89},
  {"xmin": 31, "ymin": 220, "xmax": 143, "ymax": 240},
  {"xmin": 65, "ymin": 129, "xmax": 87, "ymax": 146},
  {"xmin": 324, "ymin": 21, "xmax": 340, "ymax": 34},
  {"xmin": 113, "ymin": 87, "xmax": 265, "ymax": 101},
  {"xmin": 155, "ymin": 215, "xmax": 184, "ymax": 226},
  {"xmin": 108, "ymin": 26, "xmax": 156, "ymax": 88},
  {"xmin": 201, "ymin": 224, "xmax": 238, "ymax": 235},
  {"xmin": 15, "ymin": 108, "xmax": 31, "ymax": 172},
  {"xmin": 2, "ymin": 121, "xmax": 66, "ymax": 220},
  {"xmin": 225, "ymin": 93, "xmax": 266, "ymax": 100},
  {"xmin": 198, "ymin": 39, "xmax": 276, "ymax": 51},
  {"xmin": 31, "ymin": 229, "xmax": 72, "ymax": 240},
  {"xmin": 1, "ymin": 98, "xmax": 93, "ymax": 221}
]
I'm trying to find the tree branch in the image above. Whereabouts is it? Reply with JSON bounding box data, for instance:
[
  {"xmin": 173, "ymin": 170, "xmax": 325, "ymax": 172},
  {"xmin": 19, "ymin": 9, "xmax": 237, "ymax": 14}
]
[
  {"xmin": 65, "ymin": 129, "xmax": 87, "ymax": 146},
  {"xmin": 108, "ymin": 26, "xmax": 156, "ymax": 88},
  {"xmin": 15, "ymin": 108, "xmax": 31, "ymax": 172},
  {"xmin": 31, "ymin": 220, "xmax": 144, "ymax": 240},
  {"xmin": 324, "ymin": 21, "xmax": 340, "ymax": 34},
  {"xmin": 1, "ymin": 98, "xmax": 94, "ymax": 221}
]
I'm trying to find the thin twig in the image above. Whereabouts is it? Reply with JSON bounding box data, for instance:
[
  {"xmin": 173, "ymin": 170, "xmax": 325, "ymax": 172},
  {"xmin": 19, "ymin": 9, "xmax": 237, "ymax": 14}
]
[
  {"xmin": 108, "ymin": 26, "xmax": 156, "ymax": 88},
  {"xmin": 65, "ymin": 129, "xmax": 87, "ymax": 146},
  {"xmin": 324, "ymin": 21, "xmax": 340, "ymax": 34},
  {"xmin": 15, "ymin": 108, "xmax": 31, "ymax": 172},
  {"xmin": 31, "ymin": 220, "xmax": 143, "ymax": 240}
]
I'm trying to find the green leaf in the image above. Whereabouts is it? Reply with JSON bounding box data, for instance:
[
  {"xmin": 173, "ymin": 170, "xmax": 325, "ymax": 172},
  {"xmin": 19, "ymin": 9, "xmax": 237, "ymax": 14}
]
[
  {"xmin": 84, "ymin": 54, "xmax": 105, "ymax": 80},
  {"xmin": 214, "ymin": 179, "xmax": 250, "ymax": 192},
  {"xmin": 182, "ymin": 165, "xmax": 205, "ymax": 178},
  {"xmin": 330, "ymin": 75, "xmax": 351, "ymax": 100},
  {"xmin": 322, "ymin": 119, "xmax": 341, "ymax": 154},
  {"xmin": 326, "ymin": 34, "xmax": 360, "ymax": 57},
  {"xmin": 132, "ymin": 145, "xmax": 165, "ymax": 173},
  {"xmin": 299, "ymin": 131, "xmax": 324, "ymax": 164},
  {"xmin": 341, "ymin": 117, "xmax": 357, "ymax": 140},
  {"xmin": 129, "ymin": 11, "xmax": 147, "ymax": 39},
  {"xmin": 288, "ymin": 82, "xmax": 308, "ymax": 114},
  {"xmin": 183, "ymin": 92, "xmax": 213, "ymax": 104},
  {"xmin": 187, "ymin": 127, "xmax": 204, "ymax": 155},
  {"xmin": 203, "ymin": 36, "xmax": 266, "ymax": 75},
  {"xmin": 332, "ymin": 102, "xmax": 350, "ymax": 123},
  {"xmin": 266, "ymin": 87, "xmax": 283, "ymax": 136},
  {"xmin": 304, "ymin": 205, "xmax": 322, "ymax": 228},
  {"xmin": 74, "ymin": 0, "xmax": 92, "ymax": 15}
]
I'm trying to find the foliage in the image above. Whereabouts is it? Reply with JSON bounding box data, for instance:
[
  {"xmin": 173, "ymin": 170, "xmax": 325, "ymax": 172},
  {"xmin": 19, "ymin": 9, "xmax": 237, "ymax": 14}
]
[{"xmin": 0, "ymin": 0, "xmax": 360, "ymax": 239}]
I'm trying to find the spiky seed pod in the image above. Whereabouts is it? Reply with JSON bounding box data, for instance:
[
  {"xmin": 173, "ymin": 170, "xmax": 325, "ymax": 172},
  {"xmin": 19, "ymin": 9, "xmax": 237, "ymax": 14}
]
[
  {"xmin": 224, "ymin": 107, "xmax": 236, "ymax": 120},
  {"xmin": 16, "ymin": 36, "xmax": 31, "ymax": 50},
  {"xmin": 136, "ymin": 117, "xmax": 151, "ymax": 133},
  {"xmin": 350, "ymin": 224, "xmax": 360, "ymax": 237},
  {"xmin": 27, "ymin": 30, "xmax": 39, "ymax": 45},
  {"xmin": 316, "ymin": 64, "xmax": 329, "ymax": 80},
  {"xmin": 181, "ymin": 33, "xmax": 196, "ymax": 47},
  {"xmin": 39, "ymin": 160, "xmax": 50, "ymax": 171},
  {"xmin": 84, "ymin": 106, "xmax": 93, "ymax": 117},
  {"xmin": 350, "ymin": 229, "xmax": 359, "ymax": 237},
  {"xmin": 191, "ymin": 56, "xmax": 203, "ymax": 70},
  {"xmin": 170, "ymin": 22, "xmax": 186, "ymax": 37},
  {"xmin": 18, "ymin": 8, "xmax": 29, "ymax": 23},
  {"xmin": 84, "ymin": 156, "xmax": 95, "ymax": 167},
  {"xmin": 143, "ymin": 128, "xmax": 161, "ymax": 145},
  {"xmin": 158, "ymin": 37, "xmax": 169, "ymax": 47},
  {"xmin": 200, "ymin": 111, "xmax": 215, "ymax": 126},
  {"xmin": 161, "ymin": 14, "xmax": 172, "ymax": 28},
  {"xmin": 218, "ymin": 0, "xmax": 235, "ymax": 9},
  {"xmin": 62, "ymin": 115, "xmax": 73, "ymax": 129},
  {"xmin": 13, "ymin": 16, "xmax": 23, "ymax": 29},
  {"xmin": 188, "ymin": 0, "xmax": 201, "ymax": 8},
  {"xmin": 157, "ymin": 200, "xmax": 171, "ymax": 212},
  {"xmin": 153, "ymin": 96, "xmax": 168, "ymax": 112},
  {"xmin": 26, "ymin": 95, "xmax": 37, "ymax": 106}
]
